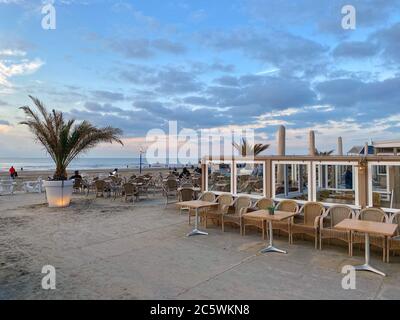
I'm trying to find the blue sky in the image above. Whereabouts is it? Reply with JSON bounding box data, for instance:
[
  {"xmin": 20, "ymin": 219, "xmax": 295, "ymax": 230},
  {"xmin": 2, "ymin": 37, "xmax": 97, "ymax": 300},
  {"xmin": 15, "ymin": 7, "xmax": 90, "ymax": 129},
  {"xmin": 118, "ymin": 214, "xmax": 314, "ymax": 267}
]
[{"xmin": 0, "ymin": 0, "xmax": 400, "ymax": 157}]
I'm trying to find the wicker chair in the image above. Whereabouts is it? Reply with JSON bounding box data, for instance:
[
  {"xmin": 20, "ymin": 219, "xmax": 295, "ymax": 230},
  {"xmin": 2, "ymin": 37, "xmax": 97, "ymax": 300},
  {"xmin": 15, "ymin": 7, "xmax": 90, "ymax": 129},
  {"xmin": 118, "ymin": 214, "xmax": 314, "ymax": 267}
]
[
  {"xmin": 95, "ymin": 180, "xmax": 107, "ymax": 198},
  {"xmin": 203, "ymin": 194, "xmax": 233, "ymax": 228},
  {"xmin": 164, "ymin": 179, "xmax": 178, "ymax": 206},
  {"xmin": 387, "ymin": 212, "xmax": 400, "ymax": 263},
  {"xmin": 319, "ymin": 205, "xmax": 355, "ymax": 255},
  {"xmin": 291, "ymin": 202, "xmax": 325, "ymax": 248},
  {"xmin": 352, "ymin": 208, "xmax": 388, "ymax": 262},
  {"xmin": 243, "ymin": 198, "xmax": 274, "ymax": 239},
  {"xmin": 73, "ymin": 178, "xmax": 83, "ymax": 193},
  {"xmin": 272, "ymin": 200, "xmax": 299, "ymax": 243},
  {"xmin": 178, "ymin": 188, "xmax": 195, "ymax": 214},
  {"xmin": 123, "ymin": 183, "xmax": 139, "ymax": 203},
  {"xmin": 188, "ymin": 192, "xmax": 216, "ymax": 225},
  {"xmin": 221, "ymin": 196, "xmax": 252, "ymax": 234},
  {"xmin": 135, "ymin": 177, "xmax": 149, "ymax": 199}
]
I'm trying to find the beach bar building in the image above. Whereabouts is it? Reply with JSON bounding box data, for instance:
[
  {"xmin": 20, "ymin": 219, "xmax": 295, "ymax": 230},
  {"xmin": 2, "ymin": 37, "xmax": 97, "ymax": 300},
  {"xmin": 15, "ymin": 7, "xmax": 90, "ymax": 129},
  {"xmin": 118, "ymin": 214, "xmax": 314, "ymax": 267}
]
[{"xmin": 201, "ymin": 139, "xmax": 400, "ymax": 214}]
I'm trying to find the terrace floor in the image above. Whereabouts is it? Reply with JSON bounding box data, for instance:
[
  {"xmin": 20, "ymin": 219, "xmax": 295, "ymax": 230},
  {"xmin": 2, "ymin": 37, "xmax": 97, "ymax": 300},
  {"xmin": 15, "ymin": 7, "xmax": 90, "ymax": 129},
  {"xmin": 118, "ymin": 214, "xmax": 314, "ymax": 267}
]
[{"xmin": 1, "ymin": 192, "xmax": 400, "ymax": 300}]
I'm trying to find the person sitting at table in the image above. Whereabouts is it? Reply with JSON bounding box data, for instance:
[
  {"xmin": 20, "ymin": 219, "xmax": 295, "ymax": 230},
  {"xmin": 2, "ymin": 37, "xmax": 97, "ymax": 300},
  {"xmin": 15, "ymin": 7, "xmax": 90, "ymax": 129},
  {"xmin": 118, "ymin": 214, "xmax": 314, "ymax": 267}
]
[
  {"xmin": 179, "ymin": 167, "xmax": 191, "ymax": 179},
  {"xmin": 172, "ymin": 168, "xmax": 179, "ymax": 177},
  {"xmin": 70, "ymin": 170, "xmax": 82, "ymax": 180},
  {"xmin": 109, "ymin": 168, "xmax": 119, "ymax": 177}
]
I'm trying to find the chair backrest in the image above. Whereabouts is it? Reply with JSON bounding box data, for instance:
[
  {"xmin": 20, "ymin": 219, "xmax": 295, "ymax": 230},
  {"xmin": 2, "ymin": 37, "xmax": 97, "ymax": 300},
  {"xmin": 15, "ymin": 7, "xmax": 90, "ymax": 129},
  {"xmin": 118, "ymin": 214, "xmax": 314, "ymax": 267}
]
[
  {"xmin": 233, "ymin": 196, "xmax": 252, "ymax": 214},
  {"xmin": 179, "ymin": 188, "xmax": 195, "ymax": 201},
  {"xmin": 324, "ymin": 205, "xmax": 354, "ymax": 227},
  {"xmin": 73, "ymin": 179, "xmax": 82, "ymax": 188},
  {"xmin": 303, "ymin": 202, "xmax": 325, "ymax": 226},
  {"xmin": 199, "ymin": 192, "xmax": 216, "ymax": 203},
  {"xmin": 276, "ymin": 200, "xmax": 298, "ymax": 213},
  {"xmin": 95, "ymin": 180, "xmax": 106, "ymax": 191},
  {"xmin": 255, "ymin": 198, "xmax": 274, "ymax": 210},
  {"xmin": 192, "ymin": 177, "xmax": 201, "ymax": 187},
  {"xmin": 181, "ymin": 183, "xmax": 194, "ymax": 188},
  {"xmin": 254, "ymin": 180, "xmax": 263, "ymax": 189},
  {"xmin": 358, "ymin": 208, "xmax": 387, "ymax": 222},
  {"xmin": 123, "ymin": 183, "xmax": 135, "ymax": 195},
  {"xmin": 166, "ymin": 179, "xmax": 178, "ymax": 191},
  {"xmin": 135, "ymin": 177, "xmax": 145, "ymax": 184},
  {"xmin": 216, "ymin": 194, "xmax": 233, "ymax": 210}
]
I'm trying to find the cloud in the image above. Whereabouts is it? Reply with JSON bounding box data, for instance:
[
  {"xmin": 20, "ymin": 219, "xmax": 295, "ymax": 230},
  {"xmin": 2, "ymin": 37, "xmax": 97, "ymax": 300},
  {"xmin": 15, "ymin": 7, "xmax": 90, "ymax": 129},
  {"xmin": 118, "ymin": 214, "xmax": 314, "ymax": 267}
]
[
  {"xmin": 120, "ymin": 64, "xmax": 203, "ymax": 95},
  {"xmin": 246, "ymin": 0, "xmax": 400, "ymax": 35},
  {"xmin": 0, "ymin": 49, "xmax": 27, "ymax": 57},
  {"xmin": 332, "ymin": 41, "xmax": 380, "ymax": 58},
  {"xmin": 199, "ymin": 28, "xmax": 328, "ymax": 75},
  {"xmin": 371, "ymin": 22, "xmax": 400, "ymax": 64},
  {"xmin": 90, "ymin": 90, "xmax": 125, "ymax": 102},
  {"xmin": 0, "ymin": 58, "xmax": 44, "ymax": 89},
  {"xmin": 109, "ymin": 38, "xmax": 186, "ymax": 59},
  {"xmin": 316, "ymin": 76, "xmax": 400, "ymax": 117},
  {"xmin": 0, "ymin": 99, "xmax": 10, "ymax": 106}
]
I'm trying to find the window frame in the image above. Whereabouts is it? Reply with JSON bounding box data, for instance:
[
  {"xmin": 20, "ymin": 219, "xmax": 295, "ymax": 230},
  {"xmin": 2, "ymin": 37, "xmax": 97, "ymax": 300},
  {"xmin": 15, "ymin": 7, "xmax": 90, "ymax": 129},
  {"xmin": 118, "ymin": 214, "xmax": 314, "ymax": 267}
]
[
  {"xmin": 368, "ymin": 161, "xmax": 398, "ymax": 211},
  {"xmin": 312, "ymin": 161, "xmax": 359, "ymax": 207},
  {"xmin": 272, "ymin": 160, "xmax": 312, "ymax": 203},
  {"xmin": 205, "ymin": 160, "xmax": 234, "ymax": 195},
  {"xmin": 234, "ymin": 160, "xmax": 266, "ymax": 198}
]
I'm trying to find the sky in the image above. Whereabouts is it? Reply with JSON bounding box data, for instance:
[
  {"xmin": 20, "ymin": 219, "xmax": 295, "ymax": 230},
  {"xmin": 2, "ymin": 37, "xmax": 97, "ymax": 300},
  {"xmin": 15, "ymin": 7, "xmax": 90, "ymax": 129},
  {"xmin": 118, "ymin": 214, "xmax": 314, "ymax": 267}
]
[{"xmin": 0, "ymin": 0, "xmax": 400, "ymax": 158}]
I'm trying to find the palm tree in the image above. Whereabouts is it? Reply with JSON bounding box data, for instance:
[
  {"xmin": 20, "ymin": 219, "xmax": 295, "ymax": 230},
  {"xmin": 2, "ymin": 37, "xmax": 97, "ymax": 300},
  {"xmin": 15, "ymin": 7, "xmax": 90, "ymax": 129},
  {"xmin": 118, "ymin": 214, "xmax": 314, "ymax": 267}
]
[
  {"xmin": 233, "ymin": 138, "xmax": 270, "ymax": 157},
  {"xmin": 20, "ymin": 96, "xmax": 124, "ymax": 180},
  {"xmin": 315, "ymin": 149, "xmax": 334, "ymax": 156}
]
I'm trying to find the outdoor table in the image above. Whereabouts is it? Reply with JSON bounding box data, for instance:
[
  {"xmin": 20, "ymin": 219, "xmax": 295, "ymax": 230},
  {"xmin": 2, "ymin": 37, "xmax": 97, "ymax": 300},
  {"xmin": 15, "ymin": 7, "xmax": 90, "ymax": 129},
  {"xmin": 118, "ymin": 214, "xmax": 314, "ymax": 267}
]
[
  {"xmin": 176, "ymin": 200, "xmax": 218, "ymax": 237},
  {"xmin": 243, "ymin": 210, "xmax": 297, "ymax": 254},
  {"xmin": 335, "ymin": 219, "xmax": 398, "ymax": 276}
]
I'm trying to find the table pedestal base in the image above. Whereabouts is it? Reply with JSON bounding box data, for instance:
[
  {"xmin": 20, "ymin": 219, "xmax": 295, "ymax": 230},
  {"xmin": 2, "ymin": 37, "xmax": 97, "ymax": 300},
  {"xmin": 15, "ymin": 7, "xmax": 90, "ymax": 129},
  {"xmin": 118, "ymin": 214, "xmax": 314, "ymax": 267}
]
[
  {"xmin": 352, "ymin": 233, "xmax": 386, "ymax": 277},
  {"xmin": 187, "ymin": 229, "xmax": 208, "ymax": 237},
  {"xmin": 354, "ymin": 264, "xmax": 386, "ymax": 277},
  {"xmin": 260, "ymin": 221, "xmax": 288, "ymax": 255},
  {"xmin": 260, "ymin": 245, "xmax": 287, "ymax": 254},
  {"xmin": 187, "ymin": 208, "xmax": 208, "ymax": 237}
]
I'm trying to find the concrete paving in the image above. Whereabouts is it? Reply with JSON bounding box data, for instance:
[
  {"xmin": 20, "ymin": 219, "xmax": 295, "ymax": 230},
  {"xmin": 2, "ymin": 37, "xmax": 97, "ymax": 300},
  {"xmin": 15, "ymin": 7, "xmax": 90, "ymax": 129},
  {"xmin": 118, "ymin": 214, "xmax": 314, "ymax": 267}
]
[{"xmin": 0, "ymin": 193, "xmax": 399, "ymax": 300}]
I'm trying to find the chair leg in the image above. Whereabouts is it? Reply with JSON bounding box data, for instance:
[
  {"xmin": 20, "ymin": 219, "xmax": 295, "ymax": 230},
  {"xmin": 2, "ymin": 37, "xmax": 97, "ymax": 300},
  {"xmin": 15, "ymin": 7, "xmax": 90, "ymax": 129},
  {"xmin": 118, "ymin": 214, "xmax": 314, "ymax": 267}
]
[
  {"xmin": 222, "ymin": 217, "xmax": 225, "ymax": 232},
  {"xmin": 314, "ymin": 231, "xmax": 318, "ymax": 249},
  {"xmin": 319, "ymin": 235, "xmax": 322, "ymax": 250},
  {"xmin": 383, "ymin": 238, "xmax": 386, "ymax": 263}
]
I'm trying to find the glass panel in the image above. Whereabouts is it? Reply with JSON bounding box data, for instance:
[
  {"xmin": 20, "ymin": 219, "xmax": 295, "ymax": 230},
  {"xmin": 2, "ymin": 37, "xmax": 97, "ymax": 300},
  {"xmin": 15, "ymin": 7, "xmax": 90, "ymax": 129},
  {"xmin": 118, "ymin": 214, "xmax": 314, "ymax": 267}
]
[
  {"xmin": 371, "ymin": 165, "xmax": 400, "ymax": 209},
  {"xmin": 236, "ymin": 163, "xmax": 264, "ymax": 196},
  {"xmin": 315, "ymin": 164, "xmax": 355, "ymax": 205},
  {"xmin": 207, "ymin": 162, "xmax": 231, "ymax": 193},
  {"xmin": 274, "ymin": 163, "xmax": 309, "ymax": 201}
]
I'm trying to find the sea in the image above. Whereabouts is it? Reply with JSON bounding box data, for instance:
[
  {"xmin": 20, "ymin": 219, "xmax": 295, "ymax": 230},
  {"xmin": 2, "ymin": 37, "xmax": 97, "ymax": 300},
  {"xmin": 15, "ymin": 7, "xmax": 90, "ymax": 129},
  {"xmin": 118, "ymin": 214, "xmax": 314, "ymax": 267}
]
[{"xmin": 0, "ymin": 157, "xmax": 194, "ymax": 172}]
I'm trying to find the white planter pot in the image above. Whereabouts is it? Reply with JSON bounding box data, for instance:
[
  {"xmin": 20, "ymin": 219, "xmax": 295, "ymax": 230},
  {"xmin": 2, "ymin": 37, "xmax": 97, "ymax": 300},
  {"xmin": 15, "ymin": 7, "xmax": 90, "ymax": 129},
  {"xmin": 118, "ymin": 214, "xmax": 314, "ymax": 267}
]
[{"xmin": 43, "ymin": 180, "xmax": 73, "ymax": 208}]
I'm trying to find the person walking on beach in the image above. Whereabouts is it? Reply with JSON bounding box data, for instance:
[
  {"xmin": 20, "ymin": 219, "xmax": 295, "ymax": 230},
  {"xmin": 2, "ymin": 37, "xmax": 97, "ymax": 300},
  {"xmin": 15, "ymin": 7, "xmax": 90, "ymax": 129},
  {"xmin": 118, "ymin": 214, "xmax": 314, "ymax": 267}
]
[{"xmin": 9, "ymin": 166, "xmax": 17, "ymax": 179}]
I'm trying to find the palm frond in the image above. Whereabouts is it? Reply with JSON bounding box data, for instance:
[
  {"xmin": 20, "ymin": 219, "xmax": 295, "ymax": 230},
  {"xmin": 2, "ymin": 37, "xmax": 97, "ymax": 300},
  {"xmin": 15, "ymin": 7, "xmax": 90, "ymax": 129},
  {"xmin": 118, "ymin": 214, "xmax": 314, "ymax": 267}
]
[
  {"xmin": 315, "ymin": 149, "xmax": 334, "ymax": 156},
  {"xmin": 233, "ymin": 138, "xmax": 269, "ymax": 157}
]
